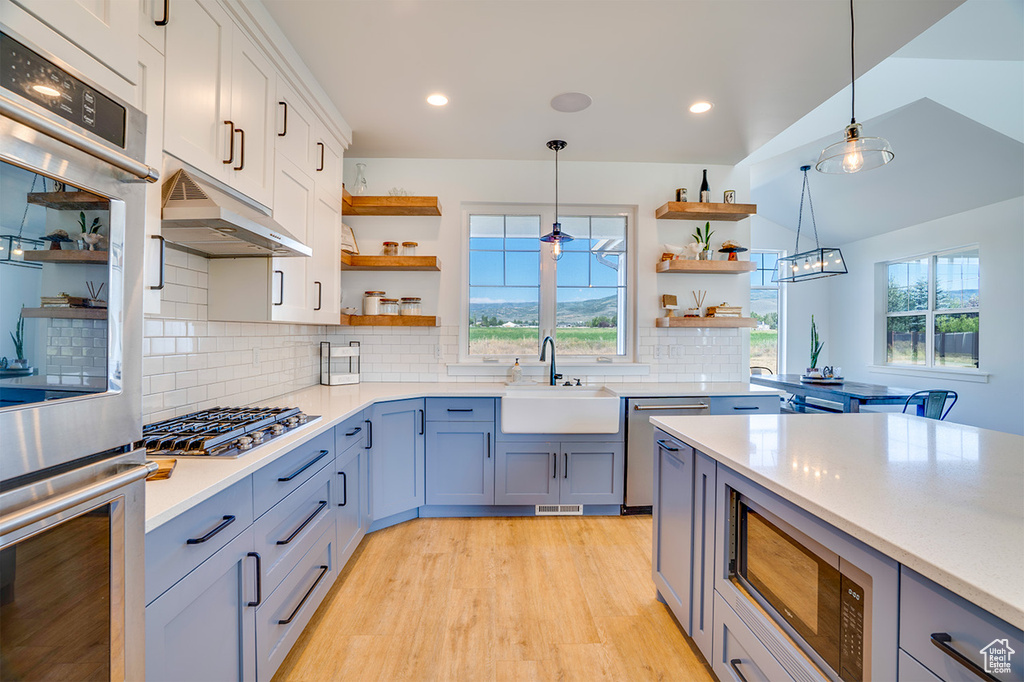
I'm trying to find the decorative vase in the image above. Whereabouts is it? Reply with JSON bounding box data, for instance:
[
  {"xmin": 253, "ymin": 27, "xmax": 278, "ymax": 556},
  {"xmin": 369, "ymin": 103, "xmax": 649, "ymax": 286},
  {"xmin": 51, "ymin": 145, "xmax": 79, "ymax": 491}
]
[
  {"xmin": 354, "ymin": 163, "xmax": 368, "ymax": 195},
  {"xmin": 81, "ymin": 233, "xmax": 103, "ymax": 251},
  {"xmin": 698, "ymin": 249, "xmax": 710, "ymax": 260}
]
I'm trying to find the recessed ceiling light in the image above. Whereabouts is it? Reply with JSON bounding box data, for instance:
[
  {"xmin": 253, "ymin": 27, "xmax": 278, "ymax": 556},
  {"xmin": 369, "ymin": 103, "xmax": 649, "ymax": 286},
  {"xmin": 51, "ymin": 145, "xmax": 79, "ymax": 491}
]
[
  {"xmin": 427, "ymin": 93, "xmax": 449, "ymax": 106},
  {"xmin": 550, "ymin": 92, "xmax": 592, "ymax": 113},
  {"xmin": 689, "ymin": 101, "xmax": 713, "ymax": 114}
]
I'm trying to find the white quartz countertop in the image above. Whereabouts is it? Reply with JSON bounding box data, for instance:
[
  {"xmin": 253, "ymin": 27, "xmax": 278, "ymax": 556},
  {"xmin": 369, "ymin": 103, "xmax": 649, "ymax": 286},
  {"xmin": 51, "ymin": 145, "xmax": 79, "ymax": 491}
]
[
  {"xmin": 145, "ymin": 380, "xmax": 777, "ymax": 532},
  {"xmin": 649, "ymin": 413, "xmax": 1024, "ymax": 629}
]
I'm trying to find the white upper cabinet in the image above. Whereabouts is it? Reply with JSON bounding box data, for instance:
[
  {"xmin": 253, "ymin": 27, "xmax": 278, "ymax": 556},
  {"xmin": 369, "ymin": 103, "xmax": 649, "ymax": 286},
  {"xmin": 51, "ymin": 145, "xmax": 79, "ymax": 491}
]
[
  {"xmin": 310, "ymin": 184, "xmax": 342, "ymax": 324},
  {"xmin": 269, "ymin": 152, "xmax": 315, "ymax": 322},
  {"xmin": 12, "ymin": 0, "xmax": 139, "ymax": 83},
  {"xmin": 313, "ymin": 120, "xmax": 343, "ymax": 203},
  {"xmin": 163, "ymin": 0, "xmax": 274, "ymax": 208},
  {"xmin": 136, "ymin": 38, "xmax": 165, "ymax": 315},
  {"xmin": 137, "ymin": 0, "xmax": 166, "ymax": 53},
  {"xmin": 275, "ymin": 80, "xmax": 314, "ymax": 171}
]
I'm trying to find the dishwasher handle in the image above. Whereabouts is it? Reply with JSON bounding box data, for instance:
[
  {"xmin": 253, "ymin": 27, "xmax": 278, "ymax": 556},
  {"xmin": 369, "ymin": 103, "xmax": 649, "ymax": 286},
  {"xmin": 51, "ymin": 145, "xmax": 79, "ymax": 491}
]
[{"xmin": 632, "ymin": 403, "xmax": 708, "ymax": 411}]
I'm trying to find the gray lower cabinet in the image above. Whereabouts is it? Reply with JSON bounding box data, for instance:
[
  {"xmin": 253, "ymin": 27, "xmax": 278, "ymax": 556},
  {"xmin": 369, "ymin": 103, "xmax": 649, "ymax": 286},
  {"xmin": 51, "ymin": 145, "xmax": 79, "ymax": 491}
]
[
  {"xmin": 336, "ymin": 444, "xmax": 368, "ymax": 563},
  {"xmin": 690, "ymin": 450, "xmax": 717, "ymax": 660},
  {"xmin": 651, "ymin": 433, "xmax": 693, "ymax": 631},
  {"xmin": 368, "ymin": 398, "xmax": 425, "ymax": 520},
  {"xmin": 425, "ymin": 421, "xmax": 494, "ymax": 505},
  {"xmin": 712, "ymin": 590, "xmax": 795, "ymax": 682},
  {"xmin": 494, "ymin": 440, "xmax": 623, "ymax": 506},
  {"xmin": 145, "ymin": 528, "xmax": 258, "ymax": 682}
]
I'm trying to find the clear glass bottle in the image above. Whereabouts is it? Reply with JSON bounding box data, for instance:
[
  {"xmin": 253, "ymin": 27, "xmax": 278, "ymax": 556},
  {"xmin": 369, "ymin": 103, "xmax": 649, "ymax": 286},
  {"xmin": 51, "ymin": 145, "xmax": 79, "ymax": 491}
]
[
  {"xmin": 400, "ymin": 297, "xmax": 421, "ymax": 316},
  {"xmin": 380, "ymin": 298, "xmax": 399, "ymax": 315},
  {"xmin": 354, "ymin": 162, "xmax": 368, "ymax": 195}
]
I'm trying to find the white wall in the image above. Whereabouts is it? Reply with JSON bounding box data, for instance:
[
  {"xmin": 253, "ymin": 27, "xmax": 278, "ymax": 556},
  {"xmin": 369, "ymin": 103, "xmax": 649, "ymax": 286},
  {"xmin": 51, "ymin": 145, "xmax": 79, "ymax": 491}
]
[{"xmin": 754, "ymin": 198, "xmax": 1024, "ymax": 435}]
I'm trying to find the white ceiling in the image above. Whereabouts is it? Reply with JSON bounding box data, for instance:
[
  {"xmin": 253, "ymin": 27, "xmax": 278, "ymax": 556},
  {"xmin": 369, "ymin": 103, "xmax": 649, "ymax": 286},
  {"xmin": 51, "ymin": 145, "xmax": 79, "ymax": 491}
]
[{"xmin": 260, "ymin": 0, "xmax": 962, "ymax": 163}]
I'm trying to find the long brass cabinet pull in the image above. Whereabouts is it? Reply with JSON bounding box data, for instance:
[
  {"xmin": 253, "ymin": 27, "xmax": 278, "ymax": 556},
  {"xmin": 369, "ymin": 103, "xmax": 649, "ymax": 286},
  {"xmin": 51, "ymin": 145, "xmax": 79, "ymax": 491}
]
[
  {"xmin": 277, "ymin": 501, "xmax": 327, "ymax": 545},
  {"xmin": 930, "ymin": 633, "xmax": 999, "ymax": 681},
  {"xmin": 278, "ymin": 565, "xmax": 329, "ymax": 625},
  {"xmin": 278, "ymin": 450, "xmax": 330, "ymax": 482},
  {"xmin": 223, "ymin": 120, "xmax": 235, "ymax": 164},
  {"xmin": 155, "ymin": 0, "xmax": 169, "ymax": 26}
]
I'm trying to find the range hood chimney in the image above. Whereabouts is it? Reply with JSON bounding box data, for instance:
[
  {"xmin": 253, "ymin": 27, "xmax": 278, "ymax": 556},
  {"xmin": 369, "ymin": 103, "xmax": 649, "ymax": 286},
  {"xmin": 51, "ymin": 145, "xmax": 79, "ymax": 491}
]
[{"xmin": 160, "ymin": 169, "xmax": 312, "ymax": 258}]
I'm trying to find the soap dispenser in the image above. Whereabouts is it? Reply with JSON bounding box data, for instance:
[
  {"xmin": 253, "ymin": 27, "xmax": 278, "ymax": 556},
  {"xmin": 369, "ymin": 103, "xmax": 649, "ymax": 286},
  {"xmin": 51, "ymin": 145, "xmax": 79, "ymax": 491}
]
[{"xmin": 510, "ymin": 358, "xmax": 522, "ymax": 384}]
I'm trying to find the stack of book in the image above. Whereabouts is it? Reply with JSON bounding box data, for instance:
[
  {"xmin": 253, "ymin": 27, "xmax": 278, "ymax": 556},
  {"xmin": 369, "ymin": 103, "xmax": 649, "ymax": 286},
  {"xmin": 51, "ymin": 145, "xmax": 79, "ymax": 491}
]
[
  {"xmin": 706, "ymin": 305, "xmax": 743, "ymax": 318},
  {"xmin": 40, "ymin": 294, "xmax": 87, "ymax": 308}
]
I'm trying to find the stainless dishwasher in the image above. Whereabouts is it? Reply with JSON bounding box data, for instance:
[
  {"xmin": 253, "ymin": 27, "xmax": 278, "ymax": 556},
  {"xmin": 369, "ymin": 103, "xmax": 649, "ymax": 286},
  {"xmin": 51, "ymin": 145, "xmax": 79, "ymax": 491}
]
[{"xmin": 624, "ymin": 397, "xmax": 709, "ymax": 512}]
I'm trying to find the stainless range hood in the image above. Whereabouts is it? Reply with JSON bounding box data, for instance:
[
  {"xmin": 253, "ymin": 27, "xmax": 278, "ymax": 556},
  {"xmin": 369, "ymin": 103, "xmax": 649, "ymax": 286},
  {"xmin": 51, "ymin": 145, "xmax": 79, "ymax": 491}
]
[{"xmin": 160, "ymin": 169, "xmax": 312, "ymax": 257}]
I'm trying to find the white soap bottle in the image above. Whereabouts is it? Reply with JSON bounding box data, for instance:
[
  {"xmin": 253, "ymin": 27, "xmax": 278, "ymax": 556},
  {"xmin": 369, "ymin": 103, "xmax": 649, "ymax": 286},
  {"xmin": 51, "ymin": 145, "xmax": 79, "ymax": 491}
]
[{"xmin": 510, "ymin": 358, "xmax": 522, "ymax": 384}]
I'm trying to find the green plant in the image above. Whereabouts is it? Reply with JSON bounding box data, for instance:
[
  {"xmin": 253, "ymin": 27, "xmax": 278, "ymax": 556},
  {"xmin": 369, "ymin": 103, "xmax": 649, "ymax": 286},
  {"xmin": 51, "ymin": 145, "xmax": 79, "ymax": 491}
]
[
  {"xmin": 692, "ymin": 222, "xmax": 714, "ymax": 250},
  {"xmin": 809, "ymin": 314, "xmax": 824, "ymax": 369},
  {"xmin": 10, "ymin": 309, "xmax": 25, "ymax": 360},
  {"xmin": 78, "ymin": 211, "xmax": 102, "ymax": 234}
]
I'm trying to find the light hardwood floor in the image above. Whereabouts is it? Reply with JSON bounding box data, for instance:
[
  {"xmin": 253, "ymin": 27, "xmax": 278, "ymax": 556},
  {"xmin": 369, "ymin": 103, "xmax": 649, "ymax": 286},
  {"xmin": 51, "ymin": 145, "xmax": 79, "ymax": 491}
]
[{"xmin": 274, "ymin": 515, "xmax": 715, "ymax": 682}]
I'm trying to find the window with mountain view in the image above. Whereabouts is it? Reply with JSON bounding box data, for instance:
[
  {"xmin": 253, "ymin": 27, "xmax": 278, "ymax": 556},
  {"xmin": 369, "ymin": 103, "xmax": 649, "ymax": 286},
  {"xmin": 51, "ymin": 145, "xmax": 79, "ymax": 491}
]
[
  {"xmin": 886, "ymin": 248, "xmax": 979, "ymax": 368},
  {"xmin": 467, "ymin": 209, "xmax": 629, "ymax": 358},
  {"xmin": 750, "ymin": 251, "xmax": 782, "ymax": 373}
]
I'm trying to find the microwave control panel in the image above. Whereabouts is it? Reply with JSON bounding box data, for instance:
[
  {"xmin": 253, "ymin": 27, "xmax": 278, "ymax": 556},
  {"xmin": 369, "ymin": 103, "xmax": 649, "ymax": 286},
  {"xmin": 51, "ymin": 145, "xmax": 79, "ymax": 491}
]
[
  {"xmin": 1, "ymin": 31, "xmax": 126, "ymax": 147},
  {"xmin": 839, "ymin": 574, "xmax": 866, "ymax": 682}
]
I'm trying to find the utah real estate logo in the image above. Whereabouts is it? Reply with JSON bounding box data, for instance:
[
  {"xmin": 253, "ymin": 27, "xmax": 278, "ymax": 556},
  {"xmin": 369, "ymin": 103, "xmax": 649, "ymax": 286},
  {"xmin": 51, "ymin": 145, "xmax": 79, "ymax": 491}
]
[{"xmin": 980, "ymin": 638, "xmax": 1015, "ymax": 675}]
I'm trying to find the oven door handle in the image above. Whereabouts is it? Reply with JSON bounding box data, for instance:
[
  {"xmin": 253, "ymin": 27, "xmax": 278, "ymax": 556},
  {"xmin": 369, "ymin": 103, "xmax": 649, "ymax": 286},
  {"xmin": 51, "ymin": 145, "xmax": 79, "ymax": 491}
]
[
  {"xmin": 0, "ymin": 462, "xmax": 158, "ymax": 536},
  {"xmin": 0, "ymin": 95, "xmax": 160, "ymax": 183}
]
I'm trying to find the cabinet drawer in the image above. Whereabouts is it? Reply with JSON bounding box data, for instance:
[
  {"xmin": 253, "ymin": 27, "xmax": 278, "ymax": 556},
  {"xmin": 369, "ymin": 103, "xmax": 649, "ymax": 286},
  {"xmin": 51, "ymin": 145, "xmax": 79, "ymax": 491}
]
[
  {"xmin": 712, "ymin": 590, "xmax": 795, "ymax": 682},
  {"xmin": 256, "ymin": 523, "xmax": 335, "ymax": 682},
  {"xmin": 252, "ymin": 462, "xmax": 334, "ymax": 597},
  {"xmin": 709, "ymin": 395, "xmax": 780, "ymax": 415},
  {"xmin": 253, "ymin": 430, "xmax": 333, "ymax": 517},
  {"xmin": 145, "ymin": 476, "xmax": 254, "ymax": 605},
  {"xmin": 899, "ymin": 649, "xmax": 943, "ymax": 682},
  {"xmin": 334, "ymin": 412, "xmax": 366, "ymax": 455},
  {"xmin": 427, "ymin": 397, "xmax": 495, "ymax": 422},
  {"xmin": 899, "ymin": 567, "xmax": 1023, "ymax": 682}
]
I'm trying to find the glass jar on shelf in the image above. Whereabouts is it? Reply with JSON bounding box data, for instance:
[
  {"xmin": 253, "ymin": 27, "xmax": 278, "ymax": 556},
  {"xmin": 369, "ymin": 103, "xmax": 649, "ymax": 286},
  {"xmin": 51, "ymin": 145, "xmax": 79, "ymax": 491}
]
[
  {"xmin": 380, "ymin": 298, "xmax": 399, "ymax": 315},
  {"xmin": 382, "ymin": 241, "xmax": 399, "ymax": 257},
  {"xmin": 400, "ymin": 297, "xmax": 422, "ymax": 316},
  {"xmin": 363, "ymin": 291, "xmax": 385, "ymax": 315},
  {"xmin": 401, "ymin": 241, "xmax": 418, "ymax": 257}
]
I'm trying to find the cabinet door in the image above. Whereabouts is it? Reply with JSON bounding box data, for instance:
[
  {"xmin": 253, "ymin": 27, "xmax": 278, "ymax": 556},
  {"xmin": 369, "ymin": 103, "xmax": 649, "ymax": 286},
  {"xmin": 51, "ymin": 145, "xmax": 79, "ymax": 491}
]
[
  {"xmin": 138, "ymin": 0, "xmax": 166, "ymax": 53},
  {"xmin": 651, "ymin": 435, "xmax": 693, "ymax": 632},
  {"xmin": 269, "ymin": 153, "xmax": 314, "ymax": 323},
  {"xmin": 425, "ymin": 422, "xmax": 494, "ymax": 505},
  {"xmin": 494, "ymin": 441, "xmax": 559, "ymax": 505},
  {"xmin": 712, "ymin": 590, "xmax": 795, "ymax": 682},
  {"xmin": 137, "ymin": 39, "xmax": 165, "ymax": 315},
  {"xmin": 310, "ymin": 185, "xmax": 341, "ymax": 324},
  {"xmin": 369, "ymin": 399, "xmax": 425, "ymax": 520},
  {"xmin": 14, "ymin": 0, "xmax": 139, "ymax": 82},
  {"xmin": 274, "ymin": 81, "xmax": 314, "ymax": 169},
  {"xmin": 690, "ymin": 451, "xmax": 717, "ymax": 660},
  {"xmin": 228, "ymin": 29, "xmax": 275, "ymax": 208},
  {"xmin": 145, "ymin": 528, "xmax": 257, "ymax": 682},
  {"xmin": 336, "ymin": 446, "xmax": 366, "ymax": 564},
  {"xmin": 559, "ymin": 441, "xmax": 624, "ymax": 505},
  {"xmin": 312, "ymin": 121, "xmax": 343, "ymax": 202},
  {"xmin": 163, "ymin": 0, "xmax": 232, "ymax": 181}
]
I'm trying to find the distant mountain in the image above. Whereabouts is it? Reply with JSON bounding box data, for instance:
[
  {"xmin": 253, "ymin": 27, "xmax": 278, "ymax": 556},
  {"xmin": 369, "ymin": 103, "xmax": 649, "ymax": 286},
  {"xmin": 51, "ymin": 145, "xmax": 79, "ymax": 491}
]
[
  {"xmin": 750, "ymin": 289, "xmax": 779, "ymax": 316},
  {"xmin": 470, "ymin": 294, "xmax": 618, "ymax": 325}
]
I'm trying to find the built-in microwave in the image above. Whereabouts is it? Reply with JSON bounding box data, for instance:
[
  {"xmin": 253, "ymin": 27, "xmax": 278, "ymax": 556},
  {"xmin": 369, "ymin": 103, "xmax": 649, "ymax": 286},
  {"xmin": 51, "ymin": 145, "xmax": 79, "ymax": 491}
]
[{"xmin": 730, "ymin": 492, "xmax": 873, "ymax": 682}]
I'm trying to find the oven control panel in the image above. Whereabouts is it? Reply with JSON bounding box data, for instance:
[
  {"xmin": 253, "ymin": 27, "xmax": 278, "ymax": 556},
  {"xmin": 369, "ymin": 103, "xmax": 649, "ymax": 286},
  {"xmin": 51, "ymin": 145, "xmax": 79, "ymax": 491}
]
[
  {"xmin": 840, "ymin": 574, "xmax": 866, "ymax": 682},
  {"xmin": 1, "ymin": 31, "xmax": 126, "ymax": 147}
]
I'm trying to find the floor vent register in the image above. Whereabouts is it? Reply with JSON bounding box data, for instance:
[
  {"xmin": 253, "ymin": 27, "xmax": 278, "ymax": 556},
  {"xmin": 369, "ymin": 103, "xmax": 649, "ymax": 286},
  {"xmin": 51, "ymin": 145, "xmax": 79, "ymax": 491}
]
[{"xmin": 535, "ymin": 504, "xmax": 583, "ymax": 516}]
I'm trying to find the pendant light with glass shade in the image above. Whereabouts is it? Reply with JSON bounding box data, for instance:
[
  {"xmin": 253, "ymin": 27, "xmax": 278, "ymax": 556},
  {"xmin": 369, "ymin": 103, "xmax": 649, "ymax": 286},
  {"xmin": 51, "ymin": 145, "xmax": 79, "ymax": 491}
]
[
  {"xmin": 774, "ymin": 166, "xmax": 847, "ymax": 283},
  {"xmin": 816, "ymin": 0, "xmax": 894, "ymax": 174},
  {"xmin": 540, "ymin": 140, "xmax": 573, "ymax": 260}
]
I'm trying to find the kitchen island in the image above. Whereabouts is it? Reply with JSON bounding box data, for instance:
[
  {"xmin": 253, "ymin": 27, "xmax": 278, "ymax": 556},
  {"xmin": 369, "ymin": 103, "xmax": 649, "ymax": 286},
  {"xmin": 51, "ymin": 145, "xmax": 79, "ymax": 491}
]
[{"xmin": 649, "ymin": 413, "xmax": 1023, "ymax": 681}]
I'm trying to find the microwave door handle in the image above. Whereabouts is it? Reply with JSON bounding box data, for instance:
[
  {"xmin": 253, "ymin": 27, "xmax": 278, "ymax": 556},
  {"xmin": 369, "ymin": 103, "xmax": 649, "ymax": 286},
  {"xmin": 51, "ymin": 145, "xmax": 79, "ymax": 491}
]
[{"xmin": 930, "ymin": 634, "xmax": 1000, "ymax": 682}]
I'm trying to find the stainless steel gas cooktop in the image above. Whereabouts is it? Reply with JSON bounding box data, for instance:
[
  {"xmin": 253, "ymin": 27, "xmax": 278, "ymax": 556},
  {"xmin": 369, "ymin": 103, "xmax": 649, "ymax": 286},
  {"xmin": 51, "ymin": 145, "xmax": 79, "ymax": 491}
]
[{"xmin": 142, "ymin": 407, "xmax": 320, "ymax": 458}]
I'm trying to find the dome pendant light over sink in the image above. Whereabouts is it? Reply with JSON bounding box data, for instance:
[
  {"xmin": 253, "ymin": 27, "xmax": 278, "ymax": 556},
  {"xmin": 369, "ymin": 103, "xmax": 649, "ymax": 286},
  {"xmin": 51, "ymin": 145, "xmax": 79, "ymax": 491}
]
[
  {"xmin": 540, "ymin": 140, "xmax": 573, "ymax": 261},
  {"xmin": 816, "ymin": 0, "xmax": 894, "ymax": 174}
]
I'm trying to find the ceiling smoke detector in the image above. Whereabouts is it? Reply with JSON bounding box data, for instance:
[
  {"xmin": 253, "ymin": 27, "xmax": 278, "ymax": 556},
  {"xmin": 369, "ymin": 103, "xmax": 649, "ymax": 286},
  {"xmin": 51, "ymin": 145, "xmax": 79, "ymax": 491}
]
[{"xmin": 550, "ymin": 92, "xmax": 592, "ymax": 113}]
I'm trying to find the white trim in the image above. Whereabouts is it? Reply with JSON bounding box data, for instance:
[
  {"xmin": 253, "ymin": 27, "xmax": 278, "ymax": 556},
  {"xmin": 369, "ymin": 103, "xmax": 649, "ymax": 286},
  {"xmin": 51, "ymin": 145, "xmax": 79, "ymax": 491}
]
[
  {"xmin": 867, "ymin": 364, "xmax": 989, "ymax": 384},
  {"xmin": 447, "ymin": 361, "xmax": 650, "ymax": 377}
]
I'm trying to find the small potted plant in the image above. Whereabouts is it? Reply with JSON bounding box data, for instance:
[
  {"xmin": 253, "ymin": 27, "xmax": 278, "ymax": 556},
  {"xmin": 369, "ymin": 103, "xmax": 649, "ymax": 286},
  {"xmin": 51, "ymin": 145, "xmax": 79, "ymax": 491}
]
[
  {"xmin": 9, "ymin": 311, "xmax": 27, "ymax": 370},
  {"xmin": 807, "ymin": 314, "xmax": 824, "ymax": 375},
  {"xmin": 692, "ymin": 222, "xmax": 714, "ymax": 260}
]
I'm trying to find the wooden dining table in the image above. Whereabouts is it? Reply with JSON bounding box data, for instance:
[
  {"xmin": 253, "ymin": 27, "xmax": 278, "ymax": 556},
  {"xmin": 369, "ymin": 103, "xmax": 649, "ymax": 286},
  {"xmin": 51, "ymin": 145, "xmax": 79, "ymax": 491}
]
[{"xmin": 749, "ymin": 374, "xmax": 925, "ymax": 414}]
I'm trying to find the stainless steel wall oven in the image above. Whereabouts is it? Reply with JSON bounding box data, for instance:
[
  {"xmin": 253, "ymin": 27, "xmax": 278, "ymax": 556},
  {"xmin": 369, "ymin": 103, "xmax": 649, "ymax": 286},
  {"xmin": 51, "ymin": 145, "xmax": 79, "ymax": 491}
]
[{"xmin": 0, "ymin": 23, "xmax": 158, "ymax": 682}]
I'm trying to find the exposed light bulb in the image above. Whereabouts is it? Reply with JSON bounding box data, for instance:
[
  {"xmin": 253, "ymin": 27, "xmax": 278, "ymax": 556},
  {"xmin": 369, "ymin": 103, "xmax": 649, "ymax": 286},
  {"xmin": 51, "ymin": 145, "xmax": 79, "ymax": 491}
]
[
  {"xmin": 842, "ymin": 143, "xmax": 864, "ymax": 173},
  {"xmin": 550, "ymin": 240, "xmax": 563, "ymax": 261},
  {"xmin": 12, "ymin": 247, "xmax": 24, "ymax": 256}
]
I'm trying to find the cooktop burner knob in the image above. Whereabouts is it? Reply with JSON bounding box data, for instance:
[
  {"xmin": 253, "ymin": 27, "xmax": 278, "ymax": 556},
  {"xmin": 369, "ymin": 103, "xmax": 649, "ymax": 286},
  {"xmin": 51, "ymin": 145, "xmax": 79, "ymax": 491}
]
[
  {"xmin": 296, "ymin": 413, "xmax": 308, "ymax": 424},
  {"xmin": 237, "ymin": 436, "xmax": 254, "ymax": 451},
  {"xmin": 250, "ymin": 431, "xmax": 265, "ymax": 444},
  {"xmin": 270, "ymin": 424, "xmax": 286, "ymax": 435},
  {"xmin": 284, "ymin": 416, "xmax": 299, "ymax": 428}
]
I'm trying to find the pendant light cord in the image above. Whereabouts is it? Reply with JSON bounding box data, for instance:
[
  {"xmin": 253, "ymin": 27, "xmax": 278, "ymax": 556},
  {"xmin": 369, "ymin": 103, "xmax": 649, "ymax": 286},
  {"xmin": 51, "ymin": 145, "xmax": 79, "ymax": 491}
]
[
  {"xmin": 554, "ymin": 146, "xmax": 559, "ymax": 220},
  {"xmin": 849, "ymin": 0, "xmax": 856, "ymax": 125},
  {"xmin": 794, "ymin": 167, "xmax": 821, "ymax": 253}
]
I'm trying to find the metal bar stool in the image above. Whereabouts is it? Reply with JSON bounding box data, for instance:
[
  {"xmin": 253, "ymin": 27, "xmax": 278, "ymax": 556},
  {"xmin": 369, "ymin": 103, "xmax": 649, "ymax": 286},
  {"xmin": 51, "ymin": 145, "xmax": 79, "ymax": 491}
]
[{"xmin": 902, "ymin": 390, "xmax": 958, "ymax": 420}]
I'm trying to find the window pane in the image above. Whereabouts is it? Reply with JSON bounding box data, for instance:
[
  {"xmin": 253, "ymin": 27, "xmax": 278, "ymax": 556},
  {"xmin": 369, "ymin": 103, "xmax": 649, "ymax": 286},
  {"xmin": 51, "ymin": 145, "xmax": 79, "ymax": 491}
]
[
  {"xmin": 762, "ymin": 253, "xmax": 778, "ymax": 272},
  {"xmin": 559, "ymin": 216, "xmax": 590, "ymax": 251},
  {"xmin": 750, "ymin": 290, "xmax": 779, "ymax": 374},
  {"xmin": 935, "ymin": 313, "xmax": 979, "ymax": 368},
  {"xmin": 591, "ymin": 252, "xmax": 620, "ymax": 286},
  {"xmin": 469, "ymin": 251, "xmax": 503, "ymax": 286},
  {"xmin": 505, "ymin": 251, "xmax": 539, "ymax": 286},
  {"xmin": 887, "ymin": 315, "xmax": 927, "ymax": 365},
  {"xmin": 556, "ymin": 287, "xmax": 621, "ymax": 355},
  {"xmin": 469, "ymin": 215, "xmax": 504, "ymax": 238},
  {"xmin": 556, "ymin": 252, "xmax": 589, "ymax": 286},
  {"xmin": 935, "ymin": 250, "xmax": 979, "ymax": 310},
  {"xmin": 887, "ymin": 259, "xmax": 929, "ymax": 312},
  {"xmin": 505, "ymin": 215, "xmax": 540, "ymax": 251},
  {"xmin": 750, "ymin": 270, "xmax": 762, "ymax": 287},
  {"xmin": 469, "ymin": 237, "xmax": 502, "ymax": 250},
  {"xmin": 469, "ymin": 287, "xmax": 539, "ymax": 356}
]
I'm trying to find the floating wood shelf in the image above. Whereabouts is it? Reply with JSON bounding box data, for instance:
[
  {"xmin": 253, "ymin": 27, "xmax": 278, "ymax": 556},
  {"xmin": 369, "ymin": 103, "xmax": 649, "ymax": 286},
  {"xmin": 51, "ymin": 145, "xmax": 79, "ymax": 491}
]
[
  {"xmin": 342, "ymin": 188, "xmax": 442, "ymax": 216},
  {"xmin": 23, "ymin": 250, "xmax": 108, "ymax": 265},
  {"xmin": 339, "ymin": 253, "xmax": 440, "ymax": 271},
  {"xmin": 655, "ymin": 316, "xmax": 757, "ymax": 328},
  {"xmin": 654, "ymin": 201, "xmax": 756, "ymax": 221},
  {"xmin": 656, "ymin": 259, "xmax": 756, "ymax": 274},
  {"xmin": 27, "ymin": 192, "xmax": 109, "ymax": 211},
  {"xmin": 22, "ymin": 307, "xmax": 107, "ymax": 320},
  {"xmin": 339, "ymin": 314, "xmax": 438, "ymax": 327}
]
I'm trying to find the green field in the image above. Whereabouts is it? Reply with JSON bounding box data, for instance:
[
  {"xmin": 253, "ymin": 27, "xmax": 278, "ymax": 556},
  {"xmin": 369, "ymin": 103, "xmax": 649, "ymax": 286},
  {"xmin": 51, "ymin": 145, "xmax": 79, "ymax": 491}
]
[
  {"xmin": 750, "ymin": 330, "xmax": 778, "ymax": 372},
  {"xmin": 469, "ymin": 327, "xmax": 616, "ymax": 355}
]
